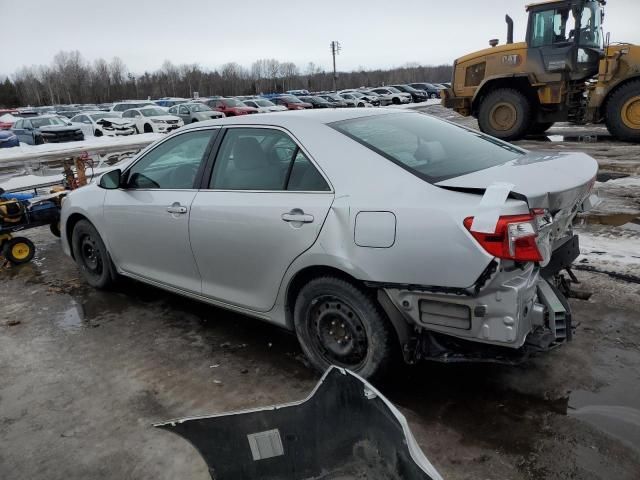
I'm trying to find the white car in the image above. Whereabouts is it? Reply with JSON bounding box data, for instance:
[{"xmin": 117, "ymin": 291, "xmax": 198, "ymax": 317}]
[
  {"xmin": 60, "ymin": 109, "xmax": 598, "ymax": 379},
  {"xmin": 110, "ymin": 101, "xmax": 156, "ymax": 116},
  {"xmin": 371, "ymin": 87, "xmax": 412, "ymax": 105},
  {"xmin": 70, "ymin": 111, "xmax": 136, "ymax": 137},
  {"xmin": 338, "ymin": 92, "xmax": 372, "ymax": 108},
  {"xmin": 121, "ymin": 107, "xmax": 184, "ymax": 134},
  {"xmin": 242, "ymin": 98, "xmax": 288, "ymax": 113}
]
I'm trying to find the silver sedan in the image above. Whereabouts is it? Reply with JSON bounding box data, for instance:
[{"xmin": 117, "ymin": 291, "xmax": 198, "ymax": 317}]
[{"xmin": 61, "ymin": 109, "xmax": 598, "ymax": 379}]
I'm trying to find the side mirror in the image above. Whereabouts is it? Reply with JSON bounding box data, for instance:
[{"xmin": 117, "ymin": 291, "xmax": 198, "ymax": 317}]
[{"xmin": 98, "ymin": 169, "xmax": 122, "ymax": 189}]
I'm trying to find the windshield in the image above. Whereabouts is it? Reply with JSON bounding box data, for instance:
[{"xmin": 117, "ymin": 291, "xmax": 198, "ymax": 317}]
[
  {"xmin": 579, "ymin": 2, "xmax": 603, "ymax": 48},
  {"xmin": 386, "ymin": 87, "xmax": 401, "ymax": 93},
  {"xmin": 255, "ymin": 99, "xmax": 275, "ymax": 107},
  {"xmin": 141, "ymin": 108, "xmax": 168, "ymax": 117},
  {"xmin": 222, "ymin": 98, "xmax": 246, "ymax": 107},
  {"xmin": 312, "ymin": 96, "xmax": 329, "ymax": 103},
  {"xmin": 189, "ymin": 104, "xmax": 211, "ymax": 112},
  {"xmin": 32, "ymin": 117, "xmax": 69, "ymax": 127},
  {"xmin": 90, "ymin": 113, "xmax": 119, "ymax": 120},
  {"xmin": 330, "ymin": 112, "xmax": 524, "ymax": 183}
]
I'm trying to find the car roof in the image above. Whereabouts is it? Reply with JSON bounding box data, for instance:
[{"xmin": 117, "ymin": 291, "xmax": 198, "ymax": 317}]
[{"xmin": 179, "ymin": 107, "xmax": 410, "ymax": 132}]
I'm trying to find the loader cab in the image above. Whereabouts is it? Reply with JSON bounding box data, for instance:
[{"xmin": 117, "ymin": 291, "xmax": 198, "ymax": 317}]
[{"xmin": 525, "ymin": 0, "xmax": 604, "ymax": 80}]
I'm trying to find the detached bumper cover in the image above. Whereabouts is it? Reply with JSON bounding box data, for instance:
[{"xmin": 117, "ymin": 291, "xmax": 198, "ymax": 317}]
[{"xmin": 155, "ymin": 367, "xmax": 442, "ymax": 480}]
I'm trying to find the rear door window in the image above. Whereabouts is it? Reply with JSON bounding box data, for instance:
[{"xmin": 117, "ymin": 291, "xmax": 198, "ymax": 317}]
[
  {"xmin": 209, "ymin": 128, "xmax": 329, "ymax": 191},
  {"xmin": 330, "ymin": 112, "xmax": 524, "ymax": 183}
]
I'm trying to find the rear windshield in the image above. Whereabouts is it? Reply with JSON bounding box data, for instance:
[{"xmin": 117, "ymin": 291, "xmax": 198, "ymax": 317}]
[{"xmin": 330, "ymin": 112, "xmax": 525, "ymax": 183}]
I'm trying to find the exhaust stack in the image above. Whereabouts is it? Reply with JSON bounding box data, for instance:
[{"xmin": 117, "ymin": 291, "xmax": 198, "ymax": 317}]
[{"xmin": 506, "ymin": 14, "xmax": 514, "ymax": 44}]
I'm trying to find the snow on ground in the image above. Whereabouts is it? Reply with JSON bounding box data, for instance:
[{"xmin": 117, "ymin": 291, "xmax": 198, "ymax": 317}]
[
  {"xmin": 577, "ymin": 227, "xmax": 640, "ymax": 278},
  {"xmin": 0, "ymin": 133, "xmax": 162, "ymax": 163}
]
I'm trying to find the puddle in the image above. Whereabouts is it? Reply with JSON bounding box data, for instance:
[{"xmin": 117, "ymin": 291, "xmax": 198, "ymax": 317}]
[
  {"xmin": 54, "ymin": 290, "xmax": 130, "ymax": 332},
  {"xmin": 596, "ymin": 172, "xmax": 630, "ymax": 182},
  {"xmin": 579, "ymin": 213, "xmax": 639, "ymax": 227},
  {"xmin": 568, "ymin": 360, "xmax": 640, "ymax": 454}
]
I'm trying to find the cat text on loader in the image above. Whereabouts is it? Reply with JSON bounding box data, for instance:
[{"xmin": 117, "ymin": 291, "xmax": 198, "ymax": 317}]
[{"xmin": 441, "ymin": 0, "xmax": 640, "ymax": 141}]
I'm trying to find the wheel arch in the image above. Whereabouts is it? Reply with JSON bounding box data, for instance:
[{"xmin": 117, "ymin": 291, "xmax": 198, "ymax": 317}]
[
  {"xmin": 65, "ymin": 212, "xmax": 89, "ymax": 259},
  {"xmin": 601, "ymin": 74, "xmax": 640, "ymax": 118},
  {"xmin": 284, "ymin": 264, "xmax": 414, "ymax": 362},
  {"xmin": 471, "ymin": 74, "xmax": 538, "ymax": 116}
]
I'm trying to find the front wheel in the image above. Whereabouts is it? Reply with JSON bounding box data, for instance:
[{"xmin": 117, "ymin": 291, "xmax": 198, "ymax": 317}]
[
  {"xmin": 478, "ymin": 88, "xmax": 532, "ymax": 140},
  {"xmin": 71, "ymin": 220, "xmax": 115, "ymax": 288},
  {"xmin": 605, "ymin": 80, "xmax": 640, "ymax": 142},
  {"xmin": 294, "ymin": 276, "xmax": 396, "ymax": 380}
]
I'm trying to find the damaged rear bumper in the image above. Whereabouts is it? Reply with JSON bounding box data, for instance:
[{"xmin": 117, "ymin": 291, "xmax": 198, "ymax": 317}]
[{"xmin": 381, "ymin": 236, "xmax": 580, "ymax": 363}]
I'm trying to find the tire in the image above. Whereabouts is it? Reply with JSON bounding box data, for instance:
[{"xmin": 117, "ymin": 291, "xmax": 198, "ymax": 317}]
[
  {"xmin": 71, "ymin": 219, "xmax": 115, "ymax": 289},
  {"xmin": 478, "ymin": 88, "xmax": 532, "ymax": 140},
  {"xmin": 94, "ymin": 130, "xmax": 103, "ymax": 137},
  {"xmin": 529, "ymin": 121, "xmax": 554, "ymax": 135},
  {"xmin": 392, "ymin": 97, "xmax": 401, "ymax": 105},
  {"xmin": 429, "ymin": 93, "xmax": 437, "ymax": 99},
  {"xmin": 294, "ymin": 276, "xmax": 396, "ymax": 380},
  {"xmin": 3, "ymin": 237, "xmax": 35, "ymax": 265},
  {"xmin": 143, "ymin": 123, "xmax": 153, "ymax": 133},
  {"xmin": 50, "ymin": 221, "xmax": 61, "ymax": 238},
  {"xmin": 191, "ymin": 119, "xmax": 198, "ymax": 123},
  {"xmin": 605, "ymin": 80, "xmax": 640, "ymax": 142},
  {"xmin": 34, "ymin": 135, "xmax": 44, "ymax": 145}
]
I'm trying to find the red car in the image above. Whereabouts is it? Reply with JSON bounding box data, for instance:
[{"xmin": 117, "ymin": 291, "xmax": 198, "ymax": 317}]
[
  {"xmin": 0, "ymin": 109, "xmax": 19, "ymax": 130},
  {"xmin": 271, "ymin": 95, "xmax": 313, "ymax": 110},
  {"xmin": 205, "ymin": 98, "xmax": 258, "ymax": 116}
]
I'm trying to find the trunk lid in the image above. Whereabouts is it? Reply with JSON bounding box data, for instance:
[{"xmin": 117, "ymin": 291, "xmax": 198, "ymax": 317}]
[
  {"xmin": 436, "ymin": 150, "xmax": 598, "ymax": 212},
  {"xmin": 437, "ymin": 150, "xmax": 599, "ymax": 266}
]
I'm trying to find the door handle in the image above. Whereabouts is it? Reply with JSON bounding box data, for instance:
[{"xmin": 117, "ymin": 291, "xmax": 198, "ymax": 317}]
[
  {"xmin": 167, "ymin": 203, "xmax": 188, "ymax": 214},
  {"xmin": 282, "ymin": 209, "xmax": 314, "ymax": 223}
]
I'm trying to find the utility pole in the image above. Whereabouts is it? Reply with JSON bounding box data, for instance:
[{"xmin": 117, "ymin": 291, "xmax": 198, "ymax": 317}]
[{"xmin": 330, "ymin": 41, "xmax": 341, "ymax": 92}]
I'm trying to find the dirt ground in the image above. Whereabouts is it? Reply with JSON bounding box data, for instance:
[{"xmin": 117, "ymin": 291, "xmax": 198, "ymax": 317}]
[{"xmin": 1, "ymin": 112, "xmax": 640, "ymax": 480}]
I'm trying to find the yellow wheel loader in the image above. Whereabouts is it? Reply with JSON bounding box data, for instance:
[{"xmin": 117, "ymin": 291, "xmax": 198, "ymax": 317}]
[{"xmin": 442, "ymin": 0, "xmax": 640, "ymax": 141}]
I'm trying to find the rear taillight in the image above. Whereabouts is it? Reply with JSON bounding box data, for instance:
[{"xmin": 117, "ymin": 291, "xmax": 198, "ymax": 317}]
[{"xmin": 463, "ymin": 214, "xmax": 543, "ymax": 262}]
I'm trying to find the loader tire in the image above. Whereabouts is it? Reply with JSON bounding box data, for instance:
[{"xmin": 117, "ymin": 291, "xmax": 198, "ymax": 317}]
[
  {"xmin": 605, "ymin": 80, "xmax": 640, "ymax": 142},
  {"xmin": 529, "ymin": 121, "xmax": 554, "ymax": 135},
  {"xmin": 294, "ymin": 276, "xmax": 397, "ymax": 381},
  {"xmin": 478, "ymin": 88, "xmax": 532, "ymax": 140}
]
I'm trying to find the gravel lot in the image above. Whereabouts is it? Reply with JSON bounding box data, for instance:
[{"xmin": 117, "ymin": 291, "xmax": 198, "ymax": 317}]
[{"xmin": 1, "ymin": 109, "xmax": 639, "ymax": 479}]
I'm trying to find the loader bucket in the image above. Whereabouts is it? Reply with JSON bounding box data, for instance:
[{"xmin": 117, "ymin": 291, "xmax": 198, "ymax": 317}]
[{"xmin": 155, "ymin": 366, "xmax": 442, "ymax": 480}]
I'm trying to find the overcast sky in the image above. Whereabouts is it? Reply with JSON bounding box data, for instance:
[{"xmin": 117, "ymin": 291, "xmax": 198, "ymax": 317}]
[{"xmin": 2, "ymin": 0, "xmax": 639, "ymax": 77}]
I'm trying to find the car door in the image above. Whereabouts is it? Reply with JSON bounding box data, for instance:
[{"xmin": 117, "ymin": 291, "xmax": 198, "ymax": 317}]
[
  {"xmin": 178, "ymin": 105, "xmax": 190, "ymax": 123},
  {"xmin": 189, "ymin": 126, "xmax": 334, "ymax": 312},
  {"xmin": 101, "ymin": 128, "xmax": 219, "ymax": 293},
  {"xmin": 12, "ymin": 119, "xmax": 25, "ymax": 143},
  {"xmin": 74, "ymin": 115, "xmax": 93, "ymax": 137}
]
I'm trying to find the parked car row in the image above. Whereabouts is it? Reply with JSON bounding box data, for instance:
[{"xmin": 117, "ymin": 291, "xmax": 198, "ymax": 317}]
[{"xmin": 1, "ymin": 81, "xmax": 450, "ymax": 147}]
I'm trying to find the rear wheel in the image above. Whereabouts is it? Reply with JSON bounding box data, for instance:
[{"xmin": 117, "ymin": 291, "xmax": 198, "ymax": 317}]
[
  {"xmin": 294, "ymin": 276, "xmax": 396, "ymax": 380},
  {"xmin": 528, "ymin": 121, "xmax": 554, "ymax": 135},
  {"xmin": 429, "ymin": 92, "xmax": 437, "ymax": 99},
  {"xmin": 71, "ymin": 220, "xmax": 115, "ymax": 289},
  {"xmin": 605, "ymin": 80, "xmax": 640, "ymax": 142},
  {"xmin": 3, "ymin": 237, "xmax": 35, "ymax": 265},
  {"xmin": 478, "ymin": 88, "xmax": 532, "ymax": 140}
]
